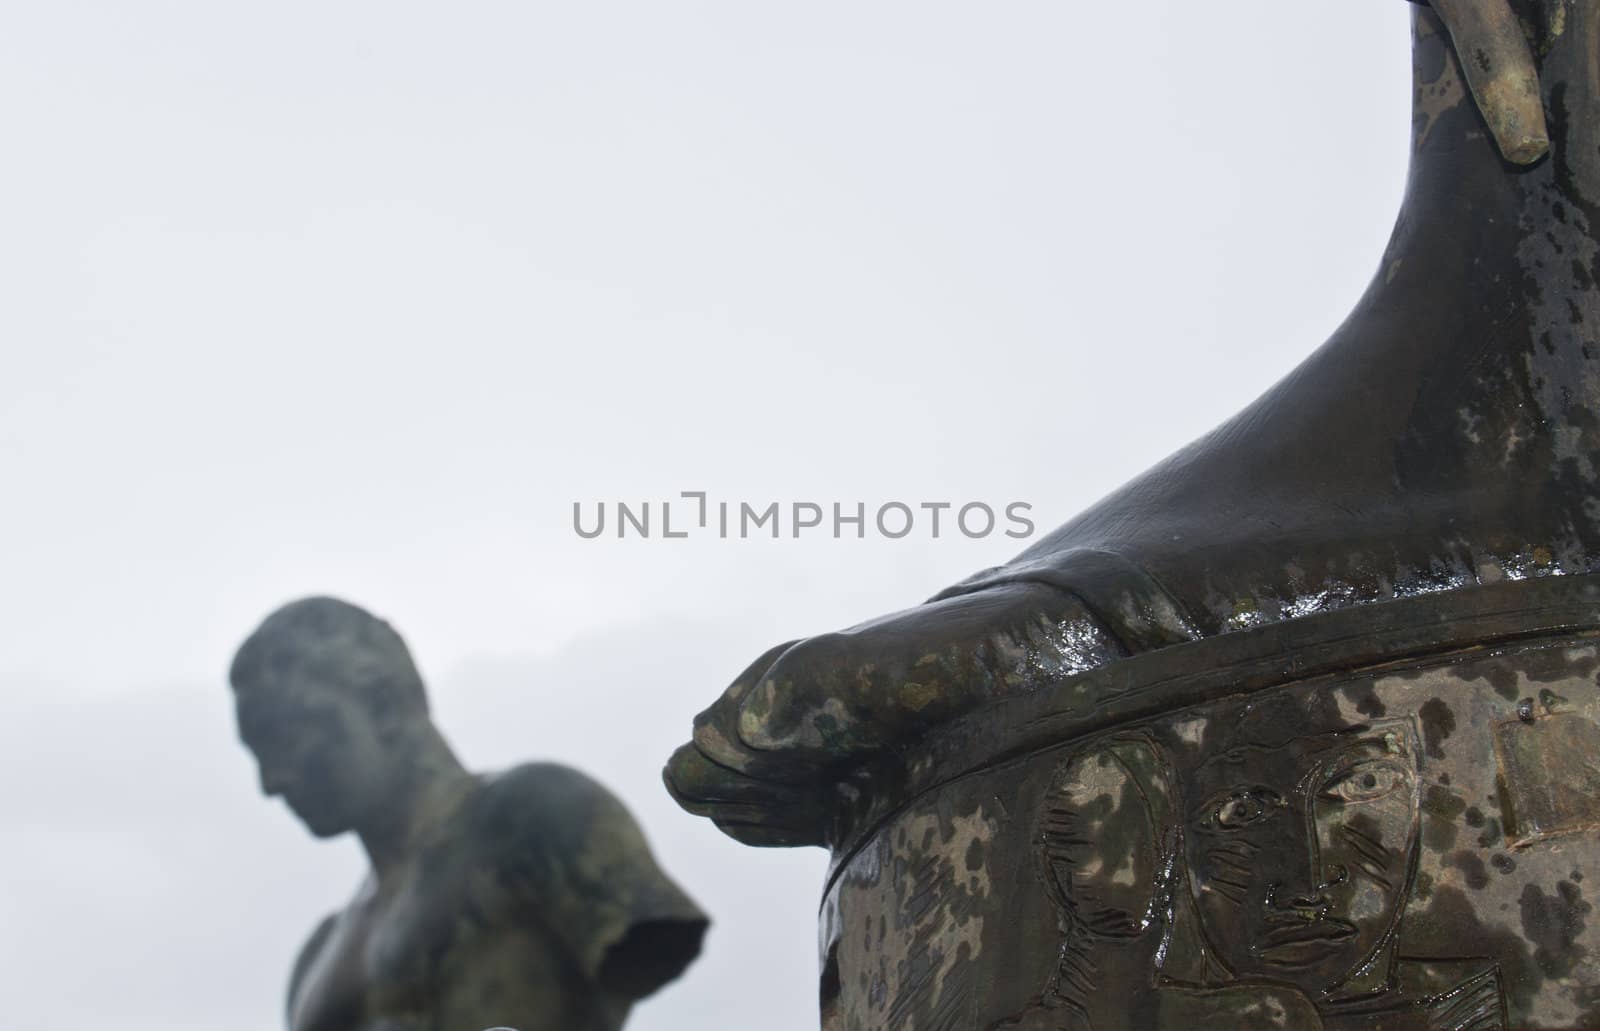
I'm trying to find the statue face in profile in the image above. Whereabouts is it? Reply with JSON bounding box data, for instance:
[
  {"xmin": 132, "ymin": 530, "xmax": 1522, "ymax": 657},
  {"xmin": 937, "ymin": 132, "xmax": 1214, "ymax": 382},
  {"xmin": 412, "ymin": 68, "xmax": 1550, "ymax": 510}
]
[
  {"xmin": 1181, "ymin": 715, "xmax": 1421, "ymax": 997},
  {"xmin": 234, "ymin": 679, "xmax": 395, "ymax": 838}
]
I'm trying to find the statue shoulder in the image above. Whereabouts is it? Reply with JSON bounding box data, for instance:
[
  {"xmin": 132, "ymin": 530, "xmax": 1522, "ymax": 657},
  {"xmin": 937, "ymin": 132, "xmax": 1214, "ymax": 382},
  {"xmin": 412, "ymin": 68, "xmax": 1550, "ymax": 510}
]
[
  {"xmin": 465, "ymin": 761, "xmax": 708, "ymax": 999},
  {"xmin": 473, "ymin": 761, "xmax": 638, "ymax": 851},
  {"xmin": 465, "ymin": 761, "xmax": 654, "ymax": 901},
  {"xmin": 482, "ymin": 760, "xmax": 618, "ymax": 804}
]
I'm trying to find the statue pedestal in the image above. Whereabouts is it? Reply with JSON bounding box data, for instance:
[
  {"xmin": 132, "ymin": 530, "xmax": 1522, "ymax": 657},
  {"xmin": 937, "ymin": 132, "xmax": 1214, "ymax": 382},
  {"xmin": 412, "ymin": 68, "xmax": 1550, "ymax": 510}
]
[{"xmin": 821, "ymin": 577, "xmax": 1600, "ymax": 1030}]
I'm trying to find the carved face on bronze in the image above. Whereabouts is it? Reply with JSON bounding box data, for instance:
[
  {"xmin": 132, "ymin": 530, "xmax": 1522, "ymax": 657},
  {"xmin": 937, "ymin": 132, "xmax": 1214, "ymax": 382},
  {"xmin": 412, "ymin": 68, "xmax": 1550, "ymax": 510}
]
[
  {"xmin": 1181, "ymin": 714, "xmax": 1420, "ymax": 998},
  {"xmin": 1039, "ymin": 737, "xmax": 1176, "ymax": 939}
]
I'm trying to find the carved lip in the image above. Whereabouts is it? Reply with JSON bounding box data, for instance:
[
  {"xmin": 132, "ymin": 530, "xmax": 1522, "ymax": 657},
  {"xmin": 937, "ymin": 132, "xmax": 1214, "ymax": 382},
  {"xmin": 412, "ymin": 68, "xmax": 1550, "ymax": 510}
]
[{"xmin": 1259, "ymin": 918, "xmax": 1359, "ymax": 956}]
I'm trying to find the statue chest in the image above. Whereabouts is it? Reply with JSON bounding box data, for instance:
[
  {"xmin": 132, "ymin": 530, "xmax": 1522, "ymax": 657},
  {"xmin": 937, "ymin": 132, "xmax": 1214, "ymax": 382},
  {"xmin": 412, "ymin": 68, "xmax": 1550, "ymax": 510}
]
[
  {"xmin": 287, "ymin": 856, "xmax": 598, "ymax": 1031},
  {"xmin": 287, "ymin": 866, "xmax": 471, "ymax": 1031}
]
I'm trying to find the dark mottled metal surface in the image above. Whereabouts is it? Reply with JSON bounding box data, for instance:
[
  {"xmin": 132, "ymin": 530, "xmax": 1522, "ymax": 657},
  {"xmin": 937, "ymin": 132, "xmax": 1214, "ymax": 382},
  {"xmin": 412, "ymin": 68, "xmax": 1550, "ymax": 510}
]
[
  {"xmin": 667, "ymin": 0, "xmax": 1600, "ymax": 846},
  {"xmin": 665, "ymin": 2, "xmax": 1600, "ymax": 1028},
  {"xmin": 820, "ymin": 635, "xmax": 1600, "ymax": 1029}
]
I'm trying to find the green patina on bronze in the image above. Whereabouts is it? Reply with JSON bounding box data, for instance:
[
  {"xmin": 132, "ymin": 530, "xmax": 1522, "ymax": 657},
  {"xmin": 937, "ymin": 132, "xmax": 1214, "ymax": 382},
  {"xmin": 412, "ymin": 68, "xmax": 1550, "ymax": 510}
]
[{"xmin": 233, "ymin": 597, "xmax": 707, "ymax": 1031}]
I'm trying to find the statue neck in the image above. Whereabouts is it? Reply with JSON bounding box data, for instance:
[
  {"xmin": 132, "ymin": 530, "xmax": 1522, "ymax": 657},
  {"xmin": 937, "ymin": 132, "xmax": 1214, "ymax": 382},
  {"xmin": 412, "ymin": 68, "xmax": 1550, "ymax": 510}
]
[
  {"xmin": 1400, "ymin": 6, "xmax": 1600, "ymax": 266},
  {"xmin": 1323, "ymin": 4, "xmax": 1600, "ymax": 430},
  {"xmin": 358, "ymin": 722, "xmax": 474, "ymax": 876}
]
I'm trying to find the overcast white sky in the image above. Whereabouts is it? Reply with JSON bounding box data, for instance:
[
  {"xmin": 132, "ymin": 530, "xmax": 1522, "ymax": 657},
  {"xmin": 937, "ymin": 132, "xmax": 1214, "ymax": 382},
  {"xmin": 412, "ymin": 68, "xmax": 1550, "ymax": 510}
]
[{"xmin": 0, "ymin": 2, "xmax": 1414, "ymax": 1028}]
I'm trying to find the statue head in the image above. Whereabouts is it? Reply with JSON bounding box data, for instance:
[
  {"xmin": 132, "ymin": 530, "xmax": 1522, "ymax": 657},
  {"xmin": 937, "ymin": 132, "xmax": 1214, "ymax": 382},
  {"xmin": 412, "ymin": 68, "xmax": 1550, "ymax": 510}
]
[
  {"xmin": 229, "ymin": 596, "xmax": 431, "ymax": 837},
  {"xmin": 1175, "ymin": 702, "xmax": 1422, "ymax": 1000}
]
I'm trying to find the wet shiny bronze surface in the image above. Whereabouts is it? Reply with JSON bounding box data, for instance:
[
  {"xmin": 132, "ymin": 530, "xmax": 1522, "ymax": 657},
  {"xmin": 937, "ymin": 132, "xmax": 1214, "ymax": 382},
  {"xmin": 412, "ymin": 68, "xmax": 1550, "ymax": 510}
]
[
  {"xmin": 668, "ymin": 2, "xmax": 1600, "ymax": 1027},
  {"xmin": 818, "ymin": 597, "xmax": 1600, "ymax": 1029}
]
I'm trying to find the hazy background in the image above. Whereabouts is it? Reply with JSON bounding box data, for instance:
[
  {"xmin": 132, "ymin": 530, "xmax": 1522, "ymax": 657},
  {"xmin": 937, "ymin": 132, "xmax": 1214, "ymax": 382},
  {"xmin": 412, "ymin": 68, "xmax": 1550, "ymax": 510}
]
[{"xmin": 1, "ymin": 2, "xmax": 1413, "ymax": 1027}]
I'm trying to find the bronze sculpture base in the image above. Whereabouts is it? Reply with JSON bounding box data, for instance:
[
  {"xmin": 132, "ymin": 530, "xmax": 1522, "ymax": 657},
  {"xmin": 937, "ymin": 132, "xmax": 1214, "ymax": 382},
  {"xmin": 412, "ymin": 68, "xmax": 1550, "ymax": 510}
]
[{"xmin": 820, "ymin": 576, "xmax": 1600, "ymax": 1029}]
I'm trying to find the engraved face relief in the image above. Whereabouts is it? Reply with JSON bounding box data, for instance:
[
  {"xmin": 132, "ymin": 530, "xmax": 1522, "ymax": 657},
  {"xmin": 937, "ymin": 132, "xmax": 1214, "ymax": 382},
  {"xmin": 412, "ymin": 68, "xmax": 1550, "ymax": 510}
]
[
  {"xmin": 1182, "ymin": 717, "xmax": 1421, "ymax": 1000},
  {"xmin": 848, "ymin": 647, "xmax": 1600, "ymax": 1029},
  {"xmin": 993, "ymin": 735, "xmax": 1189, "ymax": 1031},
  {"xmin": 998, "ymin": 703, "xmax": 1449, "ymax": 1029},
  {"xmin": 1039, "ymin": 737, "xmax": 1176, "ymax": 940}
]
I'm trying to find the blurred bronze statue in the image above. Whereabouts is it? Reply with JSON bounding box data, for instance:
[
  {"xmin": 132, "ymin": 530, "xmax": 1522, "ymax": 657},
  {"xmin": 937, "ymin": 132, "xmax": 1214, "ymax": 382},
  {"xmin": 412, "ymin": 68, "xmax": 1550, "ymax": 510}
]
[
  {"xmin": 668, "ymin": 1, "xmax": 1600, "ymax": 1027},
  {"xmin": 231, "ymin": 597, "xmax": 707, "ymax": 1031}
]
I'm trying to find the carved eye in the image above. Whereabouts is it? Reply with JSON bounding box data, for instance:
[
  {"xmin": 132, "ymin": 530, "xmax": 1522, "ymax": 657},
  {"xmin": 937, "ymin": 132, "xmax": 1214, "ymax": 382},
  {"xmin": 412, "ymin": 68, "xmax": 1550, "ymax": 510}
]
[
  {"xmin": 1322, "ymin": 761, "xmax": 1407, "ymax": 803},
  {"xmin": 1204, "ymin": 788, "xmax": 1283, "ymax": 830}
]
